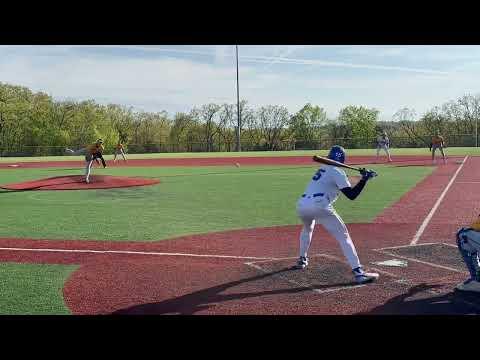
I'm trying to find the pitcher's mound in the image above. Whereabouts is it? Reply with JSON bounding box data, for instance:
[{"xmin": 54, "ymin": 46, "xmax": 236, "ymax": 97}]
[{"xmin": 1, "ymin": 175, "xmax": 160, "ymax": 191}]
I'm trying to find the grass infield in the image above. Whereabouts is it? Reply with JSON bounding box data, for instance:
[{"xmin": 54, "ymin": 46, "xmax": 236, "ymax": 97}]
[
  {"xmin": 0, "ymin": 263, "xmax": 76, "ymax": 315},
  {"xmin": 0, "ymin": 164, "xmax": 433, "ymax": 241}
]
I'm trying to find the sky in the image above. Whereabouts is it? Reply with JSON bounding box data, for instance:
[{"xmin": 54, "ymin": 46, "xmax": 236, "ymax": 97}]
[{"xmin": 1, "ymin": 45, "xmax": 480, "ymax": 121}]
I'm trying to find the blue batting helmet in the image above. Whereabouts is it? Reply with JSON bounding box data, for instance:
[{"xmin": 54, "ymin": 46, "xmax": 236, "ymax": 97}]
[{"xmin": 328, "ymin": 145, "xmax": 346, "ymax": 163}]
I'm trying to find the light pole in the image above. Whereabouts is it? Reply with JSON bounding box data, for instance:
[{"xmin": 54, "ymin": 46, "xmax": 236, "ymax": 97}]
[{"xmin": 236, "ymin": 45, "xmax": 241, "ymax": 152}]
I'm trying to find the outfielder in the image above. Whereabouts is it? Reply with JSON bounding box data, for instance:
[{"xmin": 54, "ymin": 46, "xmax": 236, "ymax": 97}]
[
  {"xmin": 376, "ymin": 131, "xmax": 392, "ymax": 162},
  {"xmin": 456, "ymin": 216, "xmax": 480, "ymax": 293},
  {"xmin": 113, "ymin": 142, "xmax": 127, "ymax": 162},
  {"xmin": 294, "ymin": 145, "xmax": 379, "ymax": 284},
  {"xmin": 430, "ymin": 131, "xmax": 447, "ymax": 164},
  {"xmin": 66, "ymin": 138, "xmax": 106, "ymax": 183}
]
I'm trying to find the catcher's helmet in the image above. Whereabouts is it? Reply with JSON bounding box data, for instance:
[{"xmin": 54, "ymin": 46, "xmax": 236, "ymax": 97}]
[{"xmin": 328, "ymin": 145, "xmax": 346, "ymax": 164}]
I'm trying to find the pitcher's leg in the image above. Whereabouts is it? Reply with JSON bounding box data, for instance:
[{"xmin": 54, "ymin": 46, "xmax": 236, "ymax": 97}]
[{"xmin": 85, "ymin": 159, "xmax": 93, "ymax": 183}]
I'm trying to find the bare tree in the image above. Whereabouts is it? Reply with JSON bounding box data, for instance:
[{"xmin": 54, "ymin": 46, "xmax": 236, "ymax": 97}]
[
  {"xmin": 191, "ymin": 104, "xmax": 222, "ymax": 152},
  {"xmin": 217, "ymin": 104, "xmax": 235, "ymax": 151},
  {"xmin": 257, "ymin": 105, "xmax": 291, "ymax": 150}
]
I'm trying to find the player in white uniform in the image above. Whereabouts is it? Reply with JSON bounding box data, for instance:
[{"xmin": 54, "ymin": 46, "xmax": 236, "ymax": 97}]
[
  {"xmin": 376, "ymin": 131, "xmax": 392, "ymax": 162},
  {"xmin": 294, "ymin": 145, "xmax": 379, "ymax": 284}
]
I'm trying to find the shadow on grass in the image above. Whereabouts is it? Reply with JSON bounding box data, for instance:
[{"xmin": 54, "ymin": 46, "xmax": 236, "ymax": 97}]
[
  {"xmin": 357, "ymin": 283, "xmax": 480, "ymax": 315},
  {"xmin": 0, "ymin": 189, "xmax": 30, "ymax": 194},
  {"xmin": 112, "ymin": 266, "xmax": 358, "ymax": 315}
]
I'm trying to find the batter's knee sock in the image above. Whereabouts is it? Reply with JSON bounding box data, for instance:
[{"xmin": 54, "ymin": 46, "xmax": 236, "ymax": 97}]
[{"xmin": 299, "ymin": 225, "xmax": 314, "ymax": 258}]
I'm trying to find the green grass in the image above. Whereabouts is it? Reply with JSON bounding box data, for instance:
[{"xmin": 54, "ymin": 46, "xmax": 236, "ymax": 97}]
[
  {"xmin": 0, "ymin": 263, "xmax": 76, "ymax": 315},
  {"xmin": 0, "ymin": 147, "xmax": 475, "ymax": 162},
  {"xmin": 0, "ymin": 164, "xmax": 434, "ymax": 241}
]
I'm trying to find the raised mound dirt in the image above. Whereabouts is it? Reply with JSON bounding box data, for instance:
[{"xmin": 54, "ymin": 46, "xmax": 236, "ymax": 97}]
[{"xmin": 0, "ymin": 175, "xmax": 159, "ymax": 191}]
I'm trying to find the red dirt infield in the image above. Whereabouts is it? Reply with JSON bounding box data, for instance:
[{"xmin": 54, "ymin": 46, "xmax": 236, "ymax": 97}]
[
  {"xmin": 0, "ymin": 175, "xmax": 159, "ymax": 191},
  {"xmin": 0, "ymin": 154, "xmax": 478, "ymax": 314},
  {"xmin": 0, "ymin": 154, "xmax": 465, "ymax": 169}
]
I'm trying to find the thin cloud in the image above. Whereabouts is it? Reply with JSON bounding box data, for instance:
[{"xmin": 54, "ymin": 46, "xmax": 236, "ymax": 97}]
[
  {"xmin": 27, "ymin": 46, "xmax": 448, "ymax": 75},
  {"xmin": 239, "ymin": 55, "xmax": 450, "ymax": 75},
  {"xmin": 257, "ymin": 46, "xmax": 306, "ymax": 72},
  {"xmin": 74, "ymin": 45, "xmax": 217, "ymax": 57}
]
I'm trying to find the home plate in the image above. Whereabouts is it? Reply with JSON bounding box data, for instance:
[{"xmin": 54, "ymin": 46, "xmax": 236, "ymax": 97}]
[
  {"xmin": 8, "ymin": 164, "xmax": 19, "ymax": 167},
  {"xmin": 455, "ymin": 160, "xmax": 464, "ymax": 164},
  {"xmin": 371, "ymin": 259, "xmax": 408, "ymax": 267}
]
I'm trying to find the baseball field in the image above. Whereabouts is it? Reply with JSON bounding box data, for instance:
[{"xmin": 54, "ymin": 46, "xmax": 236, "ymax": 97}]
[{"xmin": 0, "ymin": 148, "xmax": 479, "ymax": 315}]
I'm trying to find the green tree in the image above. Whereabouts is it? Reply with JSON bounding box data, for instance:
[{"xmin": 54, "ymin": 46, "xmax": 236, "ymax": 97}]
[
  {"xmin": 290, "ymin": 103, "xmax": 328, "ymax": 147},
  {"xmin": 338, "ymin": 105, "xmax": 379, "ymax": 148}
]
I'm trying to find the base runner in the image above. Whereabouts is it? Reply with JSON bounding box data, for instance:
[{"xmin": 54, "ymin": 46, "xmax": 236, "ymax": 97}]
[
  {"xmin": 114, "ymin": 142, "xmax": 127, "ymax": 162},
  {"xmin": 376, "ymin": 131, "xmax": 392, "ymax": 162},
  {"xmin": 66, "ymin": 138, "xmax": 106, "ymax": 183},
  {"xmin": 294, "ymin": 145, "xmax": 379, "ymax": 284},
  {"xmin": 456, "ymin": 215, "xmax": 480, "ymax": 293}
]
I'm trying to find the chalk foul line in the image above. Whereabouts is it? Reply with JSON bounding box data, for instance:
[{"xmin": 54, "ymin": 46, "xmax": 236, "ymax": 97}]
[
  {"xmin": 0, "ymin": 247, "xmax": 278, "ymax": 261},
  {"xmin": 410, "ymin": 155, "xmax": 468, "ymax": 245}
]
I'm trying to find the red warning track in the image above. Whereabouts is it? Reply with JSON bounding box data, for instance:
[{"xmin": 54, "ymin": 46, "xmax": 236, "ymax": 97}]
[
  {"xmin": 0, "ymin": 155, "xmax": 477, "ymax": 314},
  {"xmin": 0, "ymin": 155, "xmax": 464, "ymax": 168}
]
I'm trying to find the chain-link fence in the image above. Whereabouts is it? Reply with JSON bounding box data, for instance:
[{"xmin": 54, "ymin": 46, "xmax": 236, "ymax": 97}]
[{"xmin": 0, "ymin": 134, "xmax": 477, "ymax": 157}]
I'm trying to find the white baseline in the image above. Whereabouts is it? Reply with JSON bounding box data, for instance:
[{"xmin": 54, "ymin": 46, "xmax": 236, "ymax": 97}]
[{"xmin": 410, "ymin": 156, "xmax": 468, "ymax": 245}]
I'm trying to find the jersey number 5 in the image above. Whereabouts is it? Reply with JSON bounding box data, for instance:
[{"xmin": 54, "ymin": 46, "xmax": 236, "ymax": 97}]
[{"xmin": 312, "ymin": 168, "xmax": 326, "ymax": 181}]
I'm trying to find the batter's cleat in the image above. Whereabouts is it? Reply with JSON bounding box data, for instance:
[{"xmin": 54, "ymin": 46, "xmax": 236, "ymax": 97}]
[
  {"xmin": 456, "ymin": 279, "xmax": 480, "ymax": 293},
  {"xmin": 353, "ymin": 267, "xmax": 379, "ymax": 284},
  {"xmin": 293, "ymin": 256, "xmax": 309, "ymax": 270},
  {"xmin": 85, "ymin": 178, "xmax": 90, "ymax": 184}
]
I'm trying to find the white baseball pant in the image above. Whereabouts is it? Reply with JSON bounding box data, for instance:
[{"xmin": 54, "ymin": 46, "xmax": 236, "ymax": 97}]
[
  {"xmin": 114, "ymin": 149, "xmax": 127, "ymax": 161},
  {"xmin": 376, "ymin": 144, "xmax": 391, "ymax": 159},
  {"xmin": 296, "ymin": 196, "xmax": 361, "ymax": 269}
]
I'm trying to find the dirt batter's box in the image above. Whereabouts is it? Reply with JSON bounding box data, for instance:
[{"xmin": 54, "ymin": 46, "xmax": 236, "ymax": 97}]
[
  {"xmin": 376, "ymin": 243, "xmax": 467, "ymax": 274},
  {"xmin": 245, "ymin": 254, "xmax": 391, "ymax": 295}
]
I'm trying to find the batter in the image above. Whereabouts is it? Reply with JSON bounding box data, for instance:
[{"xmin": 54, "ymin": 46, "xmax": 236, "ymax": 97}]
[{"xmin": 294, "ymin": 145, "xmax": 379, "ymax": 284}]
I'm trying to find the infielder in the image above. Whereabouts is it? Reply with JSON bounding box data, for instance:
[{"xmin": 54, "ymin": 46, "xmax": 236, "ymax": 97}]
[
  {"xmin": 376, "ymin": 131, "xmax": 392, "ymax": 162},
  {"xmin": 430, "ymin": 131, "xmax": 447, "ymax": 164},
  {"xmin": 294, "ymin": 145, "xmax": 379, "ymax": 284},
  {"xmin": 113, "ymin": 142, "xmax": 127, "ymax": 162},
  {"xmin": 66, "ymin": 138, "xmax": 106, "ymax": 183},
  {"xmin": 456, "ymin": 216, "xmax": 480, "ymax": 293}
]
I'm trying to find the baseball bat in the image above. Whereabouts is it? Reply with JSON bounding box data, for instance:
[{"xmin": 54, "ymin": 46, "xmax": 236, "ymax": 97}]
[{"xmin": 312, "ymin": 155, "xmax": 377, "ymax": 176}]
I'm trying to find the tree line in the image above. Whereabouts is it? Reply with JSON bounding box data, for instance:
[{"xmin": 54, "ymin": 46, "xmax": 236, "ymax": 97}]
[{"xmin": 1, "ymin": 81, "xmax": 479, "ymax": 156}]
